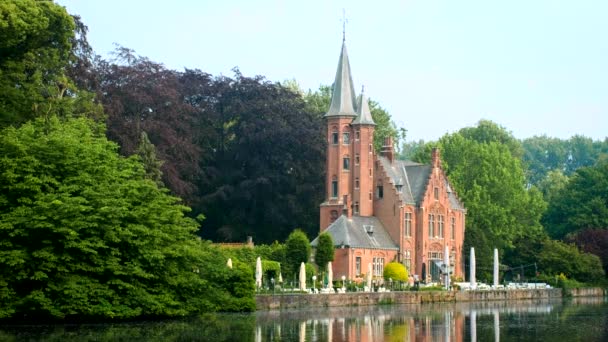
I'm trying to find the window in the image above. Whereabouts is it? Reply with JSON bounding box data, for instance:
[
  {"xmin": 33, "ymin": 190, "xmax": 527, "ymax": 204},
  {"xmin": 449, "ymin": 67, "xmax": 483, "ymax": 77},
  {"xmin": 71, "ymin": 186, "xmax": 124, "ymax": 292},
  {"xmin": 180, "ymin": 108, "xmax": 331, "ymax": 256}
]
[
  {"xmin": 369, "ymin": 168, "xmax": 372, "ymax": 177},
  {"xmin": 428, "ymin": 214, "xmax": 435, "ymax": 237},
  {"xmin": 330, "ymin": 210, "xmax": 339, "ymax": 220},
  {"xmin": 372, "ymin": 257, "xmax": 385, "ymax": 276},
  {"xmin": 434, "ymin": 187, "xmax": 439, "ymax": 200},
  {"xmin": 369, "ymin": 191, "xmax": 372, "ymax": 200},
  {"xmin": 356, "ymin": 257, "xmax": 361, "ymax": 276},
  {"xmin": 354, "ymin": 202, "xmax": 359, "ymax": 215},
  {"xmin": 376, "ymin": 184, "xmax": 384, "ymax": 199},
  {"xmin": 428, "ymin": 251, "xmax": 443, "ymax": 260},
  {"xmin": 369, "ymin": 144, "xmax": 373, "ymax": 153},
  {"xmin": 343, "ymin": 132, "xmax": 350, "ymax": 145},
  {"xmin": 355, "ymin": 177, "xmax": 360, "ymax": 189},
  {"xmin": 331, "ymin": 129, "xmax": 339, "ymax": 145},
  {"xmin": 404, "ymin": 250, "xmax": 411, "ymax": 272},
  {"xmin": 355, "ymin": 153, "xmax": 360, "ymax": 165},
  {"xmin": 451, "ymin": 217, "xmax": 456, "ymax": 240},
  {"xmin": 355, "ymin": 130, "xmax": 360, "ymax": 140},
  {"xmin": 331, "ymin": 177, "xmax": 338, "ymax": 198},
  {"xmin": 343, "ymin": 156, "xmax": 350, "ymax": 170},
  {"xmin": 438, "ymin": 215, "xmax": 444, "ymax": 238},
  {"xmin": 404, "ymin": 212, "xmax": 412, "ymax": 237}
]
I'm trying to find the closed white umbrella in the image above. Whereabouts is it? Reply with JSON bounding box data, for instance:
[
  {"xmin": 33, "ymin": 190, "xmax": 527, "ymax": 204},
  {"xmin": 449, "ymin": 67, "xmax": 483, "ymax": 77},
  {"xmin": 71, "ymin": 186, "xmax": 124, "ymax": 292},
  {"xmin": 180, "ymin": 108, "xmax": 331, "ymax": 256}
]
[
  {"xmin": 227, "ymin": 258, "xmax": 233, "ymax": 269},
  {"xmin": 278, "ymin": 272, "xmax": 283, "ymax": 284},
  {"xmin": 299, "ymin": 262, "xmax": 306, "ymax": 291},
  {"xmin": 470, "ymin": 248, "xmax": 476, "ymax": 290},
  {"xmin": 444, "ymin": 245, "xmax": 450, "ymax": 290},
  {"xmin": 366, "ymin": 262, "xmax": 373, "ymax": 291},
  {"xmin": 255, "ymin": 257, "xmax": 262, "ymax": 289},
  {"xmin": 493, "ymin": 248, "xmax": 499, "ymax": 287},
  {"xmin": 327, "ymin": 262, "xmax": 333, "ymax": 289}
]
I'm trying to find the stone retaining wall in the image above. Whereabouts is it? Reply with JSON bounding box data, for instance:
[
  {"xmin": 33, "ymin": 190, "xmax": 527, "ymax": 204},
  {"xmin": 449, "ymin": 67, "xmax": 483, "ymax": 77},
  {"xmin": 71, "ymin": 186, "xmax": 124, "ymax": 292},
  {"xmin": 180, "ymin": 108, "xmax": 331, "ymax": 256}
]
[{"xmin": 256, "ymin": 288, "xmax": 604, "ymax": 310}]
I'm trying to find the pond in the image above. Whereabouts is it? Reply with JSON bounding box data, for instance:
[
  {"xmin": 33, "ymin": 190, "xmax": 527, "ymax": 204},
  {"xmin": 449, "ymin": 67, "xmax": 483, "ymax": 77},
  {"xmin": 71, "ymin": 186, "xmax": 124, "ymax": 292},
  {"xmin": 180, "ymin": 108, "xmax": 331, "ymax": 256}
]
[{"xmin": 1, "ymin": 297, "xmax": 606, "ymax": 341}]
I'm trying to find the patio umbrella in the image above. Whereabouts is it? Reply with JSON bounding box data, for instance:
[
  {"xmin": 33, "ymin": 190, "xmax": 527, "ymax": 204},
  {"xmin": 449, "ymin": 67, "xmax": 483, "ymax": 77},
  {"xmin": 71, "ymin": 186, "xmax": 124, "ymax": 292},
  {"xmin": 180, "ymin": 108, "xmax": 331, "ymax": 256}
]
[
  {"xmin": 327, "ymin": 262, "xmax": 333, "ymax": 289},
  {"xmin": 470, "ymin": 247, "xmax": 476, "ymax": 290},
  {"xmin": 366, "ymin": 262, "xmax": 372, "ymax": 290},
  {"xmin": 444, "ymin": 245, "xmax": 450, "ymax": 290},
  {"xmin": 493, "ymin": 248, "xmax": 499, "ymax": 287},
  {"xmin": 255, "ymin": 257, "xmax": 262, "ymax": 289},
  {"xmin": 278, "ymin": 272, "xmax": 283, "ymax": 284},
  {"xmin": 226, "ymin": 258, "xmax": 233, "ymax": 269},
  {"xmin": 299, "ymin": 262, "xmax": 306, "ymax": 291}
]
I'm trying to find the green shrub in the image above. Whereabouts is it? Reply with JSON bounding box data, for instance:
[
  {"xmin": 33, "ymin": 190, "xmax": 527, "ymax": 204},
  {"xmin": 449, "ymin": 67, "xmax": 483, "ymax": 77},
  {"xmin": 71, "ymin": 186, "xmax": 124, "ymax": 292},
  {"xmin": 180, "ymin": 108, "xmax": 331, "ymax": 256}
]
[{"xmin": 383, "ymin": 262, "xmax": 408, "ymax": 282}]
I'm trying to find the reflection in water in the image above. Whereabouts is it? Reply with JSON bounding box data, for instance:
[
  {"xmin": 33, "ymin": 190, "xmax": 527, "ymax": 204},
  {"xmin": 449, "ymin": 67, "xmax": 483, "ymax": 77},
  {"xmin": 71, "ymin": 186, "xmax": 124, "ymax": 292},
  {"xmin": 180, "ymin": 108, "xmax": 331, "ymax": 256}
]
[
  {"xmin": 1, "ymin": 298, "xmax": 607, "ymax": 341},
  {"xmin": 254, "ymin": 299, "xmax": 607, "ymax": 342}
]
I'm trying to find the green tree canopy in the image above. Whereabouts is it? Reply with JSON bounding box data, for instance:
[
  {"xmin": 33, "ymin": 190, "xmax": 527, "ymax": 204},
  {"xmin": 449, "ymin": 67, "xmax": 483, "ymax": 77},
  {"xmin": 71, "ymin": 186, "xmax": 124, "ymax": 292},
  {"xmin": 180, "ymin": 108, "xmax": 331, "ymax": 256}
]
[
  {"xmin": 284, "ymin": 229, "xmax": 311, "ymax": 278},
  {"xmin": 544, "ymin": 160, "xmax": 608, "ymax": 239},
  {"xmin": 314, "ymin": 232, "xmax": 334, "ymax": 271},
  {"xmin": 0, "ymin": 117, "xmax": 254, "ymax": 320},
  {"xmin": 537, "ymin": 240, "xmax": 604, "ymax": 283},
  {"xmin": 0, "ymin": 0, "xmax": 101, "ymax": 127}
]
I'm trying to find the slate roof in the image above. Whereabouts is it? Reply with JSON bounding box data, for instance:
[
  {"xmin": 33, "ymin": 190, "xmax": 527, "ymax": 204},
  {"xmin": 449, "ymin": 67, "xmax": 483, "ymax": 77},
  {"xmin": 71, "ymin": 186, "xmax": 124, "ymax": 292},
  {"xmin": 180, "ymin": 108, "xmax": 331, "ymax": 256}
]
[
  {"xmin": 377, "ymin": 156, "xmax": 465, "ymax": 210},
  {"xmin": 325, "ymin": 42, "xmax": 358, "ymax": 118},
  {"xmin": 352, "ymin": 91, "xmax": 375, "ymax": 125},
  {"xmin": 311, "ymin": 215, "xmax": 398, "ymax": 250}
]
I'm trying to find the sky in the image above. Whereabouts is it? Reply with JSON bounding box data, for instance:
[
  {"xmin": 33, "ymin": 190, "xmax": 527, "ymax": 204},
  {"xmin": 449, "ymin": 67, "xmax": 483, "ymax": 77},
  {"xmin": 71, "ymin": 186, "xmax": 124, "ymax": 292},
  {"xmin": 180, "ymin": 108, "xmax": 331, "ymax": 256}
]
[{"xmin": 56, "ymin": 0, "xmax": 608, "ymax": 142}]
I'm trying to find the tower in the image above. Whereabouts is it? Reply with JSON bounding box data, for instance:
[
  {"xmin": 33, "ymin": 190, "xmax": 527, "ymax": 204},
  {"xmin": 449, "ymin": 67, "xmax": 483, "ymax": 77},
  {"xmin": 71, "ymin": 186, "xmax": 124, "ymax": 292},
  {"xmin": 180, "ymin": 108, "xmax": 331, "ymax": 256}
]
[{"xmin": 319, "ymin": 41, "xmax": 376, "ymax": 231}]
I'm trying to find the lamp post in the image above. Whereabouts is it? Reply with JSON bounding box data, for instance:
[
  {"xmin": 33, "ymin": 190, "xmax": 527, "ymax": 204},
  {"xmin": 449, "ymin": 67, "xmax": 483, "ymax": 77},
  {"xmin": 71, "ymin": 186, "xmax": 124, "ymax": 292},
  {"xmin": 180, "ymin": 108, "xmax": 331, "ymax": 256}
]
[
  {"xmin": 312, "ymin": 275, "xmax": 317, "ymax": 292},
  {"xmin": 342, "ymin": 275, "xmax": 346, "ymax": 291}
]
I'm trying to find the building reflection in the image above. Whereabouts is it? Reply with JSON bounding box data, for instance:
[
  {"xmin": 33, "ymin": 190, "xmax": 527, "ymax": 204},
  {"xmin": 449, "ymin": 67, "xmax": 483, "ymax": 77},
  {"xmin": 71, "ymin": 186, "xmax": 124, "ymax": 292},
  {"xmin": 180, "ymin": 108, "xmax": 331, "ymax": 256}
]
[{"xmin": 255, "ymin": 301, "xmax": 557, "ymax": 341}]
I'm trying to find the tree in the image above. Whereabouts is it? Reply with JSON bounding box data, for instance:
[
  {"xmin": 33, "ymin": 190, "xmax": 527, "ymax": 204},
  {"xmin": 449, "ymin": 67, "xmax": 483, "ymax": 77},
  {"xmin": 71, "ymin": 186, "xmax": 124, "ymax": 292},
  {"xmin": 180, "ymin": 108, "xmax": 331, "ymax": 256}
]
[
  {"xmin": 567, "ymin": 229, "xmax": 608, "ymax": 277},
  {"xmin": 314, "ymin": 233, "xmax": 334, "ymax": 271},
  {"xmin": 383, "ymin": 262, "xmax": 408, "ymax": 282},
  {"xmin": 0, "ymin": 117, "xmax": 254, "ymax": 320},
  {"xmin": 537, "ymin": 240, "xmax": 604, "ymax": 283},
  {"xmin": 284, "ymin": 230, "xmax": 311, "ymax": 278},
  {"xmin": 0, "ymin": 0, "xmax": 102, "ymax": 127},
  {"xmin": 544, "ymin": 160, "xmax": 608, "ymax": 239},
  {"xmin": 136, "ymin": 131, "xmax": 164, "ymax": 186}
]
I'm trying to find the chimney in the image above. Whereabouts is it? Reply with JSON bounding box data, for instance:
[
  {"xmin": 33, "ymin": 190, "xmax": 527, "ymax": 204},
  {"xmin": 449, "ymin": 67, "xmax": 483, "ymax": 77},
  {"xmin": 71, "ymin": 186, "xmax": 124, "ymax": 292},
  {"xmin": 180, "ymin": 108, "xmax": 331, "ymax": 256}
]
[
  {"xmin": 342, "ymin": 194, "xmax": 352, "ymax": 217},
  {"xmin": 381, "ymin": 136, "xmax": 394, "ymax": 163},
  {"xmin": 431, "ymin": 148, "xmax": 441, "ymax": 168}
]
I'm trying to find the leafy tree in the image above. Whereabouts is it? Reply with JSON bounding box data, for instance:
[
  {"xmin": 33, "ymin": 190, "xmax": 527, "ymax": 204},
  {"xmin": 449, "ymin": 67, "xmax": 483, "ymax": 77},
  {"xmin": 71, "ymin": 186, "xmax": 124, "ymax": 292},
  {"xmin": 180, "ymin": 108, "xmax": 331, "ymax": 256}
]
[
  {"xmin": 383, "ymin": 262, "xmax": 408, "ymax": 282},
  {"xmin": 314, "ymin": 233, "xmax": 334, "ymax": 271},
  {"xmin": 0, "ymin": 117, "xmax": 253, "ymax": 320},
  {"xmin": 284, "ymin": 230, "xmax": 311, "ymax": 278},
  {"xmin": 0, "ymin": 0, "xmax": 102, "ymax": 127},
  {"xmin": 544, "ymin": 160, "xmax": 608, "ymax": 239},
  {"xmin": 537, "ymin": 240, "xmax": 604, "ymax": 283},
  {"xmin": 537, "ymin": 170, "xmax": 569, "ymax": 203},
  {"xmin": 566, "ymin": 228, "xmax": 608, "ymax": 277},
  {"xmin": 136, "ymin": 131, "xmax": 164, "ymax": 186}
]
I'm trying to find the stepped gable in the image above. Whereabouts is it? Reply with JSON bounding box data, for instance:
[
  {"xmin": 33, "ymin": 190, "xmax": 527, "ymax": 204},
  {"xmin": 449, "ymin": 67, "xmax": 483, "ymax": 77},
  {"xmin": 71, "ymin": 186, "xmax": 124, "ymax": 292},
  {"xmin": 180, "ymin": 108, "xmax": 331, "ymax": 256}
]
[{"xmin": 311, "ymin": 215, "xmax": 398, "ymax": 250}]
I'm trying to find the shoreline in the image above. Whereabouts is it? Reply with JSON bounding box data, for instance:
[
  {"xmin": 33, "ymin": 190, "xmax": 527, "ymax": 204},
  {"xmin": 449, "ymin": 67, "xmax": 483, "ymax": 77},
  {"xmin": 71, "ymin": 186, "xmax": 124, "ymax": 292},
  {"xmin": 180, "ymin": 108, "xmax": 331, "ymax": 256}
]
[{"xmin": 255, "ymin": 287, "xmax": 606, "ymax": 311}]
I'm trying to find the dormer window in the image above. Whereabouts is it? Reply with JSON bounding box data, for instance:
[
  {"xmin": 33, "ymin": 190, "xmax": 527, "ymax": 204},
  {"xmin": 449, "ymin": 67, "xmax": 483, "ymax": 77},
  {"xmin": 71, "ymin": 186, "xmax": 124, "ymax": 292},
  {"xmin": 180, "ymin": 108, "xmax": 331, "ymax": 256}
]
[
  {"xmin": 396, "ymin": 185, "xmax": 403, "ymax": 193},
  {"xmin": 434, "ymin": 187, "xmax": 439, "ymax": 200}
]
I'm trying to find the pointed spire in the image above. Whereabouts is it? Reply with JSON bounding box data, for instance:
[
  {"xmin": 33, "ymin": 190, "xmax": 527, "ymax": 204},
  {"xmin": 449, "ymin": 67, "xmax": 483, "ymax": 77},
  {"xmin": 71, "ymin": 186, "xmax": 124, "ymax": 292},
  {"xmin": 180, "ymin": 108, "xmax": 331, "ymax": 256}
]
[
  {"xmin": 325, "ymin": 42, "xmax": 358, "ymax": 118},
  {"xmin": 352, "ymin": 86, "xmax": 375, "ymax": 125}
]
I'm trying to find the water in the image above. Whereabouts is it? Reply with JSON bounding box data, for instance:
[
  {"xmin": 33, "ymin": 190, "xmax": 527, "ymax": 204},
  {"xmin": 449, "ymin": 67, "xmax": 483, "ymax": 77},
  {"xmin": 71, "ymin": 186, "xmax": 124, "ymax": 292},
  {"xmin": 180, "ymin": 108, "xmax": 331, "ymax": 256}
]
[{"xmin": 1, "ymin": 297, "xmax": 606, "ymax": 341}]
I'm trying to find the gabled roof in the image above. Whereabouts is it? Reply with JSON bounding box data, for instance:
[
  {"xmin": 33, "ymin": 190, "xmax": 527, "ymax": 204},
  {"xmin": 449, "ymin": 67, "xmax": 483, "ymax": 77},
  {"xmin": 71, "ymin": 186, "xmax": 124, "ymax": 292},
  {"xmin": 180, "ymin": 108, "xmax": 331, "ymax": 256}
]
[
  {"xmin": 325, "ymin": 42, "xmax": 358, "ymax": 118},
  {"xmin": 311, "ymin": 215, "xmax": 398, "ymax": 250},
  {"xmin": 377, "ymin": 156, "xmax": 465, "ymax": 210},
  {"xmin": 352, "ymin": 91, "xmax": 375, "ymax": 125}
]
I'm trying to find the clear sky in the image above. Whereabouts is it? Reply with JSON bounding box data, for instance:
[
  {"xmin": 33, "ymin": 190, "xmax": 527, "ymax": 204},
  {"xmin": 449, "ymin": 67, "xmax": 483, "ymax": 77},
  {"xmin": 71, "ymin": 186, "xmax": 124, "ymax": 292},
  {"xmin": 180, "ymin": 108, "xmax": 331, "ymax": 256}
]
[{"xmin": 56, "ymin": 0, "xmax": 607, "ymax": 142}]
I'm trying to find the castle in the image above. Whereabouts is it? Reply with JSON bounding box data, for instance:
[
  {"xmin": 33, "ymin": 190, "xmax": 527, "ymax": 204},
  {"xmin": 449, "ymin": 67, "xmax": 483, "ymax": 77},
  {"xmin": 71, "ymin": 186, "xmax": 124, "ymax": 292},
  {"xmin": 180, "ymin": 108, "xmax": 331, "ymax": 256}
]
[{"xmin": 311, "ymin": 40, "xmax": 466, "ymax": 284}]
